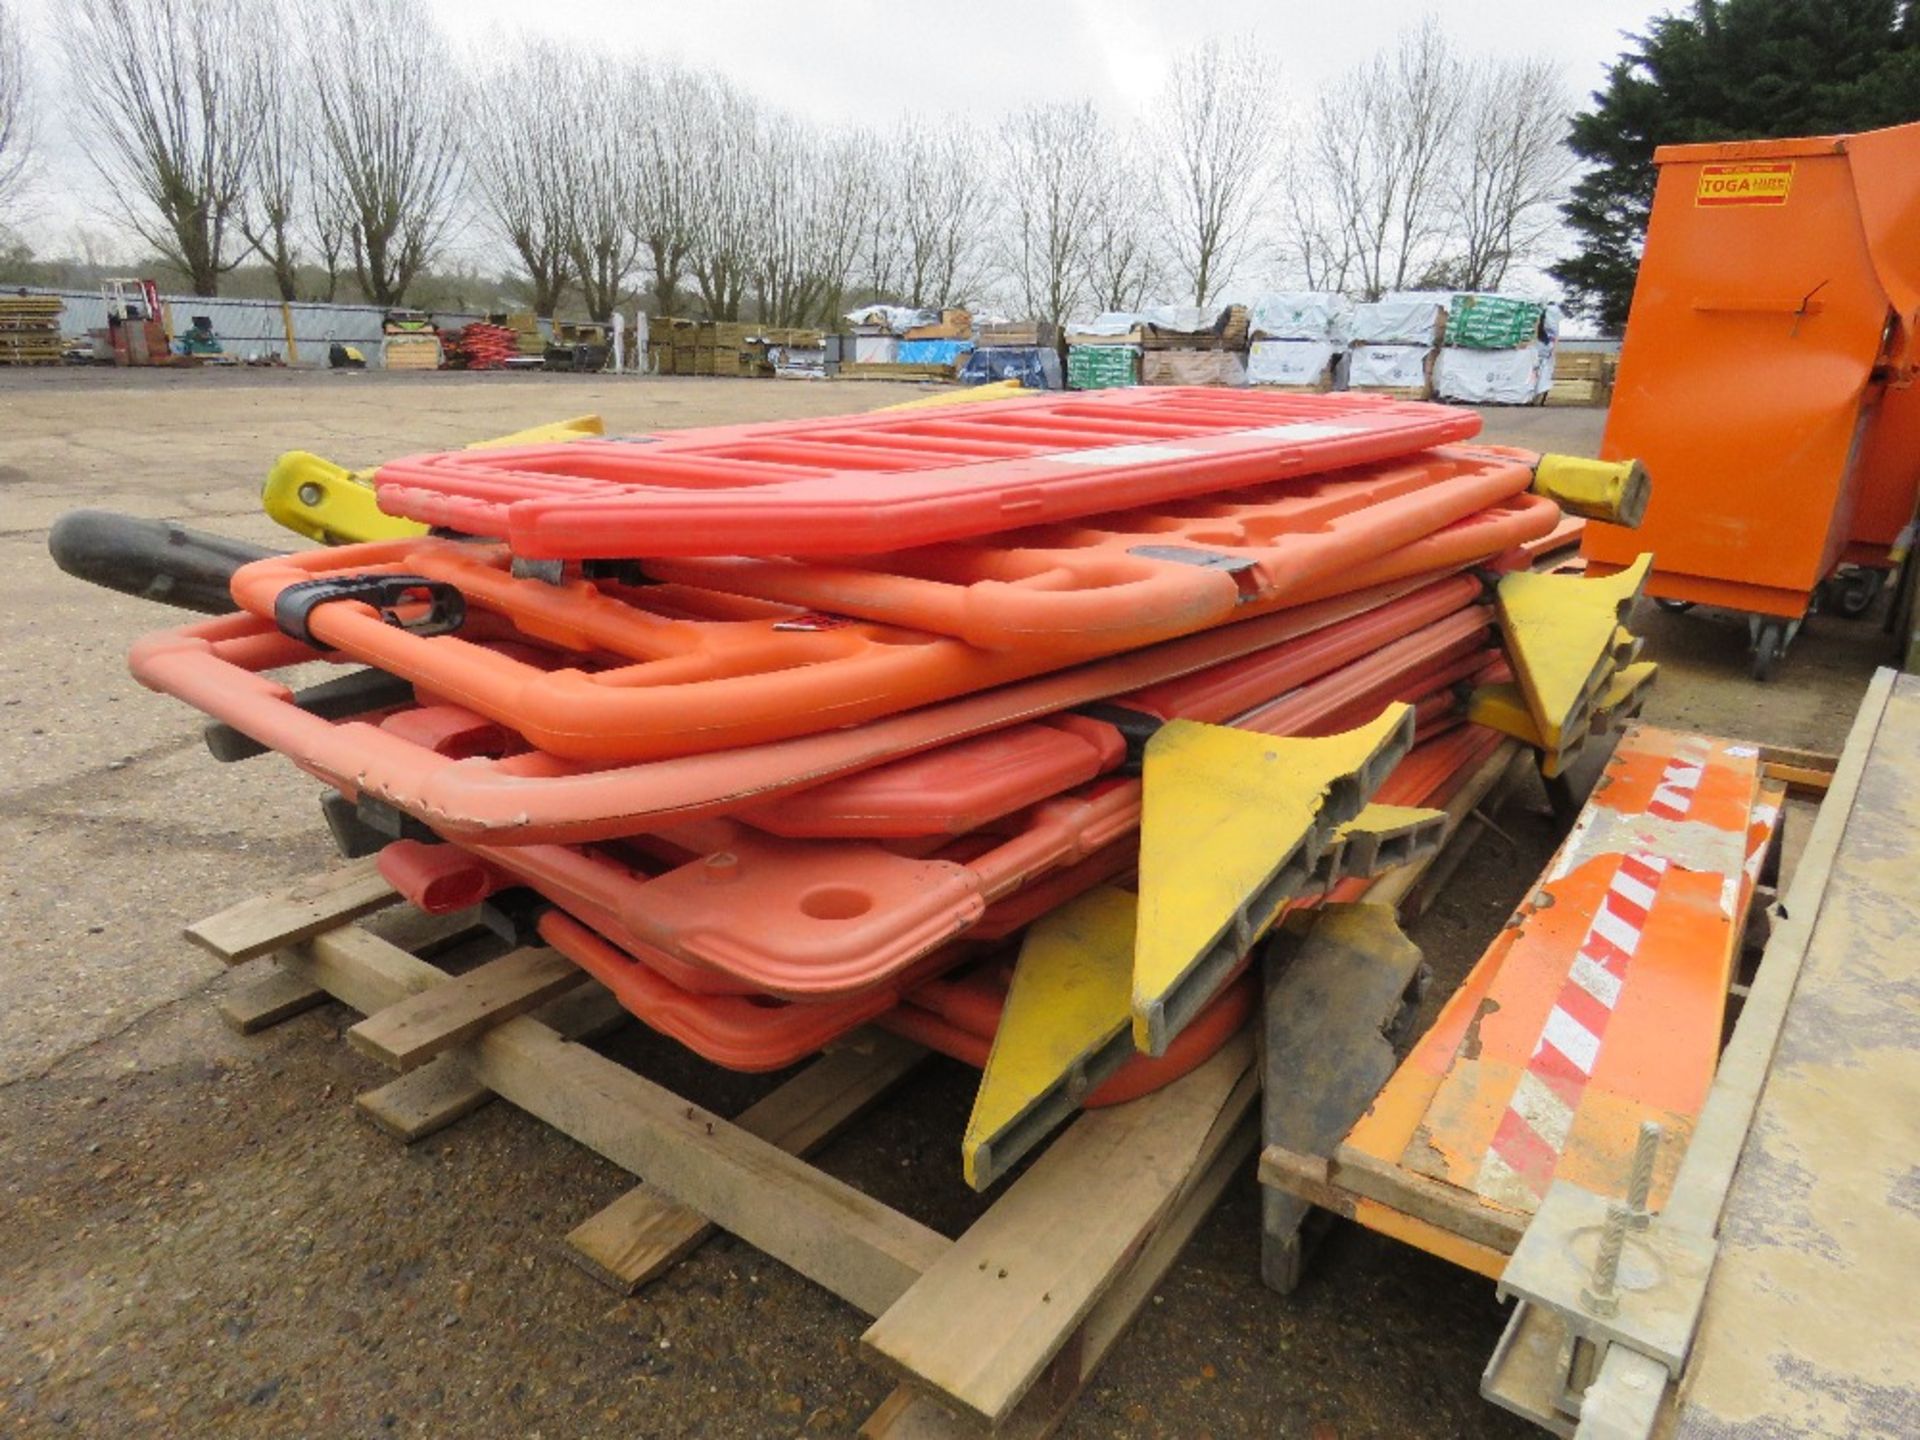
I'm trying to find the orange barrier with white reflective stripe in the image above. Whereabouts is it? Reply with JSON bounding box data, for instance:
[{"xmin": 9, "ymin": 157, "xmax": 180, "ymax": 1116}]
[{"xmin": 373, "ymin": 388, "xmax": 1482, "ymax": 558}]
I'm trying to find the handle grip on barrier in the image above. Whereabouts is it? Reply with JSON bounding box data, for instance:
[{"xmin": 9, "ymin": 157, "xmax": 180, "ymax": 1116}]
[{"xmin": 272, "ymin": 574, "xmax": 466, "ymax": 648}]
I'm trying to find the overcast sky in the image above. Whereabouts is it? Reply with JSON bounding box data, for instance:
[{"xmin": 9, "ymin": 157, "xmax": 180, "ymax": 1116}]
[{"xmin": 10, "ymin": 0, "xmax": 1668, "ymax": 274}]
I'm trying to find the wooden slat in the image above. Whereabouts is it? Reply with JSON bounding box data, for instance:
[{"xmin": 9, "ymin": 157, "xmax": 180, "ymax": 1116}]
[
  {"xmin": 566, "ymin": 1034, "xmax": 926, "ymax": 1293},
  {"xmin": 357, "ymin": 1054, "xmax": 496, "ymax": 1141},
  {"xmin": 186, "ymin": 857, "xmax": 397, "ymax": 964},
  {"xmin": 217, "ymin": 964, "xmax": 328, "ymax": 1034},
  {"xmin": 348, "ymin": 947, "xmax": 587, "ymax": 1071},
  {"xmin": 280, "ymin": 926, "xmax": 947, "ymax": 1316},
  {"xmin": 470, "ymin": 1018, "xmax": 949, "ymax": 1317},
  {"xmin": 1328, "ymin": 1142, "xmax": 1526, "ymax": 1251},
  {"xmin": 861, "ymin": 1036, "xmax": 1255, "ymax": 1429},
  {"xmin": 864, "ymin": 1087, "xmax": 1260, "ymax": 1439},
  {"xmin": 355, "ymin": 979, "xmax": 631, "ymax": 1142}
]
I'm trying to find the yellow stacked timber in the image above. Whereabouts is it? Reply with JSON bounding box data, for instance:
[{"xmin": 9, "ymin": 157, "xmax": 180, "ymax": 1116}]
[{"xmin": 0, "ymin": 294, "xmax": 65, "ymax": 365}]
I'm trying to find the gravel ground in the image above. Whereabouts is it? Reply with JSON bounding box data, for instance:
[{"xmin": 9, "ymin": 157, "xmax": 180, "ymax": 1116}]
[{"xmin": 0, "ymin": 369, "xmax": 1893, "ymax": 1439}]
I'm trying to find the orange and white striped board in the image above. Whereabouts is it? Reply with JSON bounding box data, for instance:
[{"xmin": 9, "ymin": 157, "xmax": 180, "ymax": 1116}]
[{"xmin": 1338, "ymin": 725, "xmax": 1778, "ymax": 1260}]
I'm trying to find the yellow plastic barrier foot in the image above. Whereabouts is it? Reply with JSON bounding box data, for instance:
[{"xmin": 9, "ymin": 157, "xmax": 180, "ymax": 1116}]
[
  {"xmin": 962, "ymin": 885, "xmax": 1138, "ymax": 1191},
  {"xmin": 262, "ymin": 452, "xmax": 429, "ymax": 546},
  {"xmin": 261, "ymin": 416, "xmax": 608, "ymax": 546},
  {"xmin": 878, "ymin": 379, "xmax": 1029, "ymax": 411},
  {"xmin": 465, "ymin": 414, "xmax": 606, "ymax": 448},
  {"xmin": 1531, "ymin": 454, "xmax": 1651, "ymax": 529},
  {"xmin": 1133, "ymin": 705, "xmax": 1415, "ymax": 1057},
  {"xmin": 1495, "ymin": 553, "xmax": 1652, "ymax": 751},
  {"xmin": 1470, "ymin": 659, "xmax": 1659, "ymax": 778},
  {"xmin": 1320, "ymin": 803, "xmax": 1448, "ymax": 886}
]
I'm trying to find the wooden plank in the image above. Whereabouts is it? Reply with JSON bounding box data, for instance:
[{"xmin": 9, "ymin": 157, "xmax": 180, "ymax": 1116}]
[
  {"xmin": 567, "ymin": 1034, "xmax": 926, "ymax": 1293},
  {"xmin": 1365, "ymin": 741, "xmax": 1523, "ymax": 914},
  {"xmin": 347, "ymin": 947, "xmax": 587, "ymax": 1071},
  {"xmin": 357, "ymin": 1054, "xmax": 496, "ymax": 1141},
  {"xmin": 861, "ymin": 1036, "xmax": 1255, "ymax": 1429},
  {"xmin": 356, "ymin": 979, "xmax": 631, "ymax": 1143},
  {"xmin": 469, "ymin": 1018, "xmax": 949, "ymax": 1318},
  {"xmin": 1328, "ymin": 1142, "xmax": 1526, "ymax": 1251},
  {"xmin": 864, "ymin": 1094, "xmax": 1260, "ymax": 1440},
  {"xmin": 185, "ymin": 857, "xmax": 397, "ymax": 964},
  {"xmin": 217, "ymin": 964, "xmax": 329, "ymax": 1034},
  {"xmin": 283, "ymin": 922, "xmax": 946, "ymax": 1315}
]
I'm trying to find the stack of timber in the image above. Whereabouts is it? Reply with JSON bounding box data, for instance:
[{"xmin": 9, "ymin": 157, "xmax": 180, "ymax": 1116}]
[
  {"xmin": 669, "ymin": 320, "xmax": 757, "ymax": 377},
  {"xmin": 1433, "ymin": 295, "xmax": 1559, "ymax": 407},
  {"xmin": 380, "ymin": 313, "xmax": 443, "ymax": 371},
  {"xmin": 0, "ymin": 293, "xmax": 64, "ymax": 365},
  {"xmin": 1246, "ymin": 293, "xmax": 1354, "ymax": 391},
  {"xmin": 1546, "ymin": 350, "xmax": 1617, "ymax": 407},
  {"xmin": 1348, "ymin": 294, "xmax": 1447, "ymax": 400},
  {"xmin": 1139, "ymin": 304, "xmax": 1251, "ymax": 388},
  {"xmin": 1065, "ymin": 314, "xmax": 1144, "ymax": 390}
]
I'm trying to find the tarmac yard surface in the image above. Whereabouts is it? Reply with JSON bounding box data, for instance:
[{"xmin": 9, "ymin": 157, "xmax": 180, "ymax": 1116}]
[{"xmin": 0, "ymin": 370, "xmax": 1891, "ymax": 1438}]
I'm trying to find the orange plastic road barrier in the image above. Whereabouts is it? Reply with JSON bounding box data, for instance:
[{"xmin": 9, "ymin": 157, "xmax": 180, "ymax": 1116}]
[
  {"xmin": 131, "ymin": 573, "xmax": 1473, "ymax": 844},
  {"xmin": 372, "ymin": 387, "xmax": 1483, "ymax": 558},
  {"xmin": 431, "ymin": 619, "xmax": 1491, "ymax": 1001},
  {"xmin": 639, "ymin": 450, "xmax": 1545, "ymax": 651},
  {"xmin": 403, "ymin": 715, "xmax": 1491, "ymax": 1075},
  {"xmin": 223, "ymin": 519, "xmax": 1494, "ymax": 765},
  {"xmin": 1583, "ymin": 120, "xmax": 1920, "ymax": 620},
  {"xmin": 882, "ymin": 968, "xmax": 1258, "ymax": 1107},
  {"xmin": 743, "ymin": 576, "xmax": 1487, "ymax": 838},
  {"xmin": 1344, "ymin": 726, "xmax": 1768, "ymax": 1237}
]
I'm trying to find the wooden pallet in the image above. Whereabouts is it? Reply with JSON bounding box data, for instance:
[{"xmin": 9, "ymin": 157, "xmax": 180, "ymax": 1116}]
[{"xmin": 191, "ymin": 859, "xmax": 1255, "ymax": 1437}]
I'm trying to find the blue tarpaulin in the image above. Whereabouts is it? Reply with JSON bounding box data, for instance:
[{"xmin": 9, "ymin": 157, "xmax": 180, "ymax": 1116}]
[
  {"xmin": 960, "ymin": 346, "xmax": 1062, "ymax": 389},
  {"xmin": 895, "ymin": 338, "xmax": 975, "ymax": 366}
]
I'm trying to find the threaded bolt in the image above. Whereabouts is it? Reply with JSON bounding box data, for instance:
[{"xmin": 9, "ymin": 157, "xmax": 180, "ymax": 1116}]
[
  {"xmin": 1625, "ymin": 1121, "xmax": 1661, "ymax": 1229},
  {"xmin": 1580, "ymin": 1202, "xmax": 1630, "ymax": 1318}
]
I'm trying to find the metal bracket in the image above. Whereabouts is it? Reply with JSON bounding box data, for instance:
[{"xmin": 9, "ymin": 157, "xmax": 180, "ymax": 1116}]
[{"xmin": 1495, "ymin": 1180, "xmax": 1716, "ymax": 1378}]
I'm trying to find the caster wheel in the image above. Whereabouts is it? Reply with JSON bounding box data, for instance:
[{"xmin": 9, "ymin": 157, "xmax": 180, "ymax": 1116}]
[
  {"xmin": 1655, "ymin": 598, "xmax": 1694, "ymax": 614},
  {"xmin": 1834, "ymin": 569, "xmax": 1883, "ymax": 619},
  {"xmin": 1750, "ymin": 621, "xmax": 1784, "ymax": 681}
]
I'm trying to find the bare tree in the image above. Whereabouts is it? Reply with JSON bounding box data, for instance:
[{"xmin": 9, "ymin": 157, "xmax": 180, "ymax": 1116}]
[
  {"xmin": 895, "ymin": 121, "xmax": 989, "ymax": 307},
  {"xmin": 1273, "ymin": 142, "xmax": 1358, "ymax": 293},
  {"xmin": 1311, "ymin": 19, "xmax": 1469, "ymax": 300},
  {"xmin": 469, "ymin": 43, "xmax": 574, "ymax": 316},
  {"xmin": 306, "ymin": 0, "xmax": 463, "ymax": 308},
  {"xmin": 680, "ymin": 74, "xmax": 758, "ymax": 320},
  {"xmin": 1079, "ymin": 134, "xmax": 1163, "ymax": 313},
  {"xmin": 57, "ymin": 0, "xmax": 261, "ymax": 295},
  {"xmin": 1155, "ymin": 39, "xmax": 1278, "ymax": 307},
  {"xmin": 238, "ymin": 6, "xmax": 305, "ymax": 302},
  {"xmin": 1449, "ymin": 56, "xmax": 1573, "ymax": 290},
  {"xmin": 750, "ymin": 122, "xmax": 874, "ymax": 327},
  {"xmin": 997, "ymin": 102, "xmax": 1105, "ymax": 331},
  {"xmin": 631, "ymin": 62, "xmax": 698, "ymax": 317},
  {"xmin": 0, "ymin": 0, "xmax": 33, "ymax": 221},
  {"xmin": 565, "ymin": 55, "xmax": 645, "ymax": 322}
]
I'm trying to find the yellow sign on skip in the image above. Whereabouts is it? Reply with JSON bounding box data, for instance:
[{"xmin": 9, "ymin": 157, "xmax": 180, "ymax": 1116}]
[{"xmin": 1696, "ymin": 162, "xmax": 1794, "ymax": 207}]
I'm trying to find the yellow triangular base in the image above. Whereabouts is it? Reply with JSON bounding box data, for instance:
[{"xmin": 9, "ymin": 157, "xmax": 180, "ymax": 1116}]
[
  {"xmin": 1496, "ymin": 553, "xmax": 1651, "ymax": 749},
  {"xmin": 1132, "ymin": 705, "xmax": 1414, "ymax": 1057},
  {"xmin": 962, "ymin": 886, "xmax": 1138, "ymax": 1190}
]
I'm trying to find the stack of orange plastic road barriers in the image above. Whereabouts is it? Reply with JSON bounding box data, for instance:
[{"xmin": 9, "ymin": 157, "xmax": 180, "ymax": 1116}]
[{"xmin": 119, "ymin": 388, "xmax": 1596, "ymax": 1182}]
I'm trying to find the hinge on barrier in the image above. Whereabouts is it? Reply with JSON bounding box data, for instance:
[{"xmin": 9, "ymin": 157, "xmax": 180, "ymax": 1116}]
[
  {"xmin": 273, "ymin": 573, "xmax": 465, "ymax": 647},
  {"xmin": 1071, "ymin": 702, "xmax": 1163, "ymax": 773},
  {"xmin": 1126, "ymin": 545, "xmax": 1265, "ymax": 601}
]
